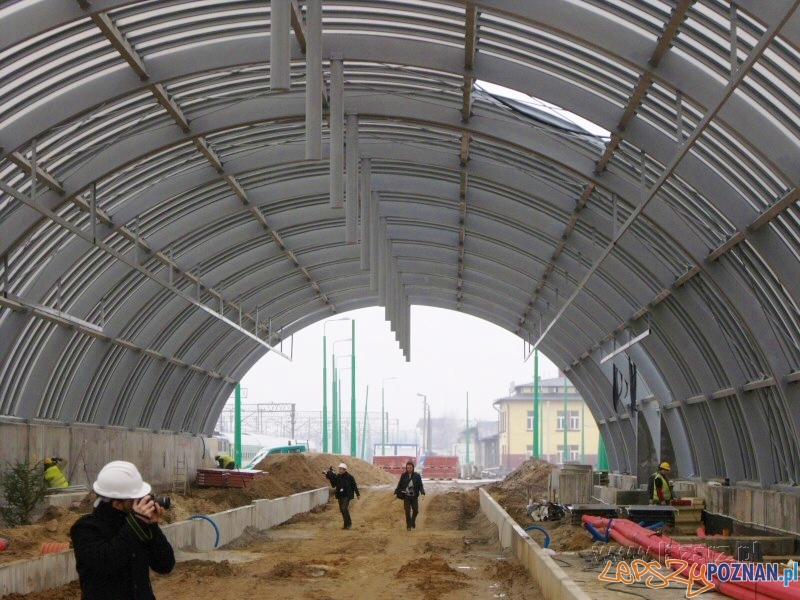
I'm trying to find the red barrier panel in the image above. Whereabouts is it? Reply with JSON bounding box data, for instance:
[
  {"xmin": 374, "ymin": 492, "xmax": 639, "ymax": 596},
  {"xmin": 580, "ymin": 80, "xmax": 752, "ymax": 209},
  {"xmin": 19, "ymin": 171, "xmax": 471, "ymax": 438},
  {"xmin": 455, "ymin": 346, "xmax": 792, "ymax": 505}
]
[{"xmin": 373, "ymin": 456, "xmax": 415, "ymax": 476}]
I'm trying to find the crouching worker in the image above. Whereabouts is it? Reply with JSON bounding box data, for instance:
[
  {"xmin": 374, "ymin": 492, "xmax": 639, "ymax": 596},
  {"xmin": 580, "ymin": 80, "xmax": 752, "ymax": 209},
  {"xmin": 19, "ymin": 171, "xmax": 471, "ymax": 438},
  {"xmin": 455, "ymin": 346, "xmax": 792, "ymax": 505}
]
[
  {"xmin": 43, "ymin": 457, "xmax": 69, "ymax": 489},
  {"xmin": 215, "ymin": 454, "xmax": 236, "ymax": 469},
  {"xmin": 70, "ymin": 461, "xmax": 175, "ymax": 600}
]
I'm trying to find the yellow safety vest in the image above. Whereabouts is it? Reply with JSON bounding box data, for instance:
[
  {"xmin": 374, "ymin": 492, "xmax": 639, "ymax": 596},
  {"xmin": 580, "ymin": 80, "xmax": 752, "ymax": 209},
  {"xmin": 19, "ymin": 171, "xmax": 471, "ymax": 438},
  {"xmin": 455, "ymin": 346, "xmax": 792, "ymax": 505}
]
[
  {"xmin": 651, "ymin": 472, "xmax": 672, "ymax": 503},
  {"xmin": 44, "ymin": 465, "xmax": 69, "ymax": 488}
]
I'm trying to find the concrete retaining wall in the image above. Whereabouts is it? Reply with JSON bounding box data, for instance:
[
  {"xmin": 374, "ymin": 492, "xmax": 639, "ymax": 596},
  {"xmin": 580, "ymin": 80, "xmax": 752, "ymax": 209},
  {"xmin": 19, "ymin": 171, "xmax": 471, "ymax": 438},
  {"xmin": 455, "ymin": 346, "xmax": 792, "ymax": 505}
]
[
  {"xmin": 479, "ymin": 488, "xmax": 591, "ymax": 600},
  {"xmin": 0, "ymin": 487, "xmax": 329, "ymax": 596},
  {"xmin": 0, "ymin": 419, "xmax": 219, "ymax": 492},
  {"xmin": 699, "ymin": 482, "xmax": 800, "ymax": 537}
]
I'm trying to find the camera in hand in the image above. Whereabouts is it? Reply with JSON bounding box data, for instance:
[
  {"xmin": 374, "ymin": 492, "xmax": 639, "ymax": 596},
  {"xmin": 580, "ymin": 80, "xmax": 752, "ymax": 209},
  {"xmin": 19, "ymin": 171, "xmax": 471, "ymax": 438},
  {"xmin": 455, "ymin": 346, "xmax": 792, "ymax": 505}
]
[{"xmin": 147, "ymin": 494, "xmax": 171, "ymax": 509}]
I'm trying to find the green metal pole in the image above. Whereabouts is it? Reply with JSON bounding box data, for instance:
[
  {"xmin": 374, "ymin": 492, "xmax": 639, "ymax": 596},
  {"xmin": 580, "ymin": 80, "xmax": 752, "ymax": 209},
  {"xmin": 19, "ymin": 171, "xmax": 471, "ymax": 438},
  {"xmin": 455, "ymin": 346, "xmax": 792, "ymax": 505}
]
[
  {"xmin": 332, "ymin": 356, "xmax": 338, "ymax": 454},
  {"xmin": 351, "ymin": 320, "xmax": 356, "ymax": 456},
  {"xmin": 361, "ymin": 386, "xmax": 369, "ymax": 460},
  {"xmin": 322, "ymin": 335, "xmax": 328, "ymax": 453},
  {"xmin": 234, "ymin": 383, "xmax": 242, "ymax": 467},
  {"xmin": 465, "ymin": 392, "xmax": 470, "ymax": 465},
  {"xmin": 581, "ymin": 401, "xmax": 586, "ymax": 463},
  {"xmin": 337, "ymin": 375, "xmax": 342, "ymax": 454},
  {"xmin": 563, "ymin": 373, "xmax": 568, "ymax": 463},
  {"xmin": 597, "ymin": 435, "xmax": 609, "ymax": 470},
  {"xmin": 533, "ymin": 349, "xmax": 540, "ymax": 458}
]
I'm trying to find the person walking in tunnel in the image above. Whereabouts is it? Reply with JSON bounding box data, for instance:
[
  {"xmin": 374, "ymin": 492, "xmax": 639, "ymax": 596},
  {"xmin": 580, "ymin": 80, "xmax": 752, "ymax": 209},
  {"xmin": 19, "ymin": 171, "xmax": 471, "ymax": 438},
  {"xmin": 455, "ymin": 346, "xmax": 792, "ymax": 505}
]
[
  {"xmin": 394, "ymin": 460, "xmax": 425, "ymax": 530},
  {"xmin": 323, "ymin": 463, "xmax": 360, "ymax": 529},
  {"xmin": 214, "ymin": 453, "xmax": 236, "ymax": 469},
  {"xmin": 70, "ymin": 460, "xmax": 175, "ymax": 599},
  {"xmin": 648, "ymin": 461, "xmax": 674, "ymax": 505},
  {"xmin": 43, "ymin": 457, "xmax": 69, "ymax": 489}
]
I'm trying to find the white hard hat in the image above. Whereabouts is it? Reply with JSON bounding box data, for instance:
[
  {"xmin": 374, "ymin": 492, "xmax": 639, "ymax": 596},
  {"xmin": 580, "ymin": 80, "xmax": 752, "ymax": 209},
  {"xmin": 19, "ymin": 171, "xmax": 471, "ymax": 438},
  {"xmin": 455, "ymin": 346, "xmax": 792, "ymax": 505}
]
[
  {"xmin": 338, "ymin": 463, "xmax": 347, "ymax": 470},
  {"xmin": 93, "ymin": 461, "xmax": 151, "ymax": 499}
]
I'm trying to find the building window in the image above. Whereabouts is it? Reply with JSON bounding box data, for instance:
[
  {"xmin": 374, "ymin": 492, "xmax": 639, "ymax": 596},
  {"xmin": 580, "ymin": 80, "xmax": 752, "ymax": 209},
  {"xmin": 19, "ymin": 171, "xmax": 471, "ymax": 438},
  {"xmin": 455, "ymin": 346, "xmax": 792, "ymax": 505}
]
[
  {"xmin": 556, "ymin": 445, "xmax": 580, "ymax": 463},
  {"xmin": 526, "ymin": 444, "xmax": 533, "ymax": 457},
  {"xmin": 526, "ymin": 410, "xmax": 534, "ymax": 431},
  {"xmin": 569, "ymin": 411, "xmax": 580, "ymax": 431},
  {"xmin": 557, "ymin": 410, "xmax": 580, "ymax": 431}
]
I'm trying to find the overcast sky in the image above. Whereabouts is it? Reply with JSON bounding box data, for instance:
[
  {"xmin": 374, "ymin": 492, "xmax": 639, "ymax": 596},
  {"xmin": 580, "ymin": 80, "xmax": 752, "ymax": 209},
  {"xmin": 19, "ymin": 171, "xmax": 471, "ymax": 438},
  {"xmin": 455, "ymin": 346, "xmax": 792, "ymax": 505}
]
[{"xmin": 236, "ymin": 306, "xmax": 560, "ymax": 431}]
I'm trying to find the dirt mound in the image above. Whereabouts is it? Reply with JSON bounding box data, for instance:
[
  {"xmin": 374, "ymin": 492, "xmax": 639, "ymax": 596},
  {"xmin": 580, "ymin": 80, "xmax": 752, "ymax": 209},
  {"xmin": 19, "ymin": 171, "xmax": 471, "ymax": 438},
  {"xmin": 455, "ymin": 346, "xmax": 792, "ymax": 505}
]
[
  {"xmin": 493, "ymin": 458, "xmax": 556, "ymax": 495},
  {"xmin": 396, "ymin": 553, "xmax": 468, "ymax": 599},
  {"xmin": 254, "ymin": 451, "xmax": 395, "ymax": 487},
  {"xmin": 484, "ymin": 458, "xmax": 556, "ymax": 525},
  {"xmin": 0, "ymin": 452, "xmax": 396, "ymax": 565}
]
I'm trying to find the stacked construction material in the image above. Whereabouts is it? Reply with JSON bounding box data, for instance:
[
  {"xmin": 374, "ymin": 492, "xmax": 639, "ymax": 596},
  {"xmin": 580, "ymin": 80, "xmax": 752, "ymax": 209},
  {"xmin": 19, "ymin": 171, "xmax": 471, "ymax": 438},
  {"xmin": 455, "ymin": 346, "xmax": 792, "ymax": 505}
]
[
  {"xmin": 372, "ymin": 456, "xmax": 415, "ymax": 476},
  {"xmin": 195, "ymin": 468, "xmax": 264, "ymax": 488},
  {"xmin": 570, "ymin": 503, "xmax": 619, "ymax": 525},
  {"xmin": 672, "ymin": 497, "xmax": 705, "ymax": 534},
  {"xmin": 422, "ymin": 456, "xmax": 459, "ymax": 479},
  {"xmin": 624, "ymin": 504, "xmax": 677, "ymax": 527}
]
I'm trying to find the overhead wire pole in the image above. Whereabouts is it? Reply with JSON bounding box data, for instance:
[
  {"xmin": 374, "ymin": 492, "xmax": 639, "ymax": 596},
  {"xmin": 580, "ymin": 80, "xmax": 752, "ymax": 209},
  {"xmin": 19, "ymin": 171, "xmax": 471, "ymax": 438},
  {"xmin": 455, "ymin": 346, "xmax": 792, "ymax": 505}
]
[
  {"xmin": 322, "ymin": 334, "xmax": 327, "ymax": 452},
  {"xmin": 533, "ymin": 349, "xmax": 540, "ymax": 458},
  {"xmin": 465, "ymin": 391, "xmax": 470, "ymax": 467},
  {"xmin": 361, "ymin": 385, "xmax": 369, "ymax": 459},
  {"xmin": 563, "ymin": 373, "xmax": 568, "ymax": 464},
  {"xmin": 351, "ymin": 320, "xmax": 356, "ymax": 456},
  {"xmin": 382, "ymin": 377, "xmax": 396, "ymax": 456},
  {"xmin": 234, "ymin": 383, "xmax": 242, "ymax": 467},
  {"xmin": 331, "ymin": 339, "xmax": 351, "ymax": 454},
  {"xmin": 323, "ymin": 318, "xmax": 352, "ymax": 453},
  {"xmin": 339, "ymin": 365, "xmax": 352, "ymax": 455},
  {"xmin": 417, "ymin": 393, "xmax": 426, "ymax": 459}
]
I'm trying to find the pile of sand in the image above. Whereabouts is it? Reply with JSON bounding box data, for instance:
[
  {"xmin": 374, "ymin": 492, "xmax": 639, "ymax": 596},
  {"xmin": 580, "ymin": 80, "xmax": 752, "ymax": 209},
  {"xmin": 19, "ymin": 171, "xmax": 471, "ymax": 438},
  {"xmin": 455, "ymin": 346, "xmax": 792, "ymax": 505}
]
[
  {"xmin": 484, "ymin": 458, "xmax": 556, "ymax": 525},
  {"xmin": 0, "ymin": 453, "xmax": 396, "ymax": 564},
  {"xmin": 483, "ymin": 458, "xmax": 597, "ymax": 552}
]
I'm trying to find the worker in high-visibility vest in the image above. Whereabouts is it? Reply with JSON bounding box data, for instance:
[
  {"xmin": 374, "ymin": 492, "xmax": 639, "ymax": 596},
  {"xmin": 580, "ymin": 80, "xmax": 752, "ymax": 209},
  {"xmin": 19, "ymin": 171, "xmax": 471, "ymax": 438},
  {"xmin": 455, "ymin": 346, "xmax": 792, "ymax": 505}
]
[
  {"xmin": 649, "ymin": 461, "xmax": 673, "ymax": 505},
  {"xmin": 214, "ymin": 454, "xmax": 235, "ymax": 469},
  {"xmin": 43, "ymin": 457, "xmax": 69, "ymax": 489}
]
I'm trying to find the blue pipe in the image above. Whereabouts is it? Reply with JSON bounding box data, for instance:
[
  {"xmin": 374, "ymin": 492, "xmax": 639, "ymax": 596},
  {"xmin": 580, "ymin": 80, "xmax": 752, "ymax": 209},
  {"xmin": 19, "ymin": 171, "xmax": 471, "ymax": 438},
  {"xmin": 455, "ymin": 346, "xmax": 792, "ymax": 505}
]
[
  {"xmin": 189, "ymin": 515, "xmax": 220, "ymax": 548},
  {"xmin": 523, "ymin": 525, "xmax": 551, "ymax": 549},
  {"xmin": 583, "ymin": 522, "xmax": 609, "ymax": 542}
]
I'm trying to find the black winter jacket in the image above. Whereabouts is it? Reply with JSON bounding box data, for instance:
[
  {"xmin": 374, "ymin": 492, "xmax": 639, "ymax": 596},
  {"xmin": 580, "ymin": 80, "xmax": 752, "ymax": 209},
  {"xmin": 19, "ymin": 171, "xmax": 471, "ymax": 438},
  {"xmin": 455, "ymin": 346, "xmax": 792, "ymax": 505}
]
[
  {"xmin": 328, "ymin": 471, "xmax": 360, "ymax": 500},
  {"xmin": 395, "ymin": 471, "xmax": 425, "ymax": 498},
  {"xmin": 70, "ymin": 501, "xmax": 175, "ymax": 600}
]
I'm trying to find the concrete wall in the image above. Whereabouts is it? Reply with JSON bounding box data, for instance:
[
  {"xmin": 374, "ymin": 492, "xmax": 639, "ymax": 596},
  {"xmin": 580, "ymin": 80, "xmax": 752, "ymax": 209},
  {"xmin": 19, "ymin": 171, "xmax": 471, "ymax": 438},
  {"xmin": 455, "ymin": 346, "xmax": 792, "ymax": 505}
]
[
  {"xmin": 0, "ymin": 419, "xmax": 220, "ymax": 492},
  {"xmin": 0, "ymin": 487, "xmax": 329, "ymax": 596},
  {"xmin": 479, "ymin": 488, "xmax": 591, "ymax": 600},
  {"xmin": 608, "ymin": 473, "xmax": 637, "ymax": 490},
  {"xmin": 699, "ymin": 482, "xmax": 800, "ymax": 537}
]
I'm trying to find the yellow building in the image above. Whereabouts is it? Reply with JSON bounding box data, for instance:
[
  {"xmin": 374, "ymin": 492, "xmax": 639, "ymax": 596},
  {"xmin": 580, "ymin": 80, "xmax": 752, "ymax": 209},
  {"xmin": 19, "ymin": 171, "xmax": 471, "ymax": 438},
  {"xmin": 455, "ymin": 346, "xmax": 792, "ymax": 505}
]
[{"xmin": 493, "ymin": 375, "xmax": 600, "ymax": 472}]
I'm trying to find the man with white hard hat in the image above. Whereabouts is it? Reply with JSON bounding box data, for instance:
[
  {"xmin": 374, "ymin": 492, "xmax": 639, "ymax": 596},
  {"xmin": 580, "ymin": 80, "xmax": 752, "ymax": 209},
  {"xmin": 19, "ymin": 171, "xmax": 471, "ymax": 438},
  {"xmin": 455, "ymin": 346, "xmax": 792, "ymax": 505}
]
[
  {"xmin": 322, "ymin": 462, "xmax": 360, "ymax": 529},
  {"xmin": 70, "ymin": 461, "xmax": 175, "ymax": 599}
]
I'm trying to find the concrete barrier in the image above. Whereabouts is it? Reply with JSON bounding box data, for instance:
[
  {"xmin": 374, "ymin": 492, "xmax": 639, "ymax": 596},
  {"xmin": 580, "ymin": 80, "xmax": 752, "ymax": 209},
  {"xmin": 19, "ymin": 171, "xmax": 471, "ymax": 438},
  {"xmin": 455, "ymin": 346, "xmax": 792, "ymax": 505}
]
[
  {"xmin": 479, "ymin": 488, "xmax": 591, "ymax": 600},
  {"xmin": 0, "ymin": 486, "xmax": 330, "ymax": 596}
]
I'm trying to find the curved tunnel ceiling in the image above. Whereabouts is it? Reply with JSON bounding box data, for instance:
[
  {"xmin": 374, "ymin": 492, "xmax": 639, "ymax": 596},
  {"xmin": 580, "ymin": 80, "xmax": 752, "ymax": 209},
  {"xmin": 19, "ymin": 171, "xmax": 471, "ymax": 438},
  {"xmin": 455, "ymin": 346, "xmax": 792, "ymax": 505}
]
[{"xmin": 1, "ymin": 1, "xmax": 799, "ymax": 486}]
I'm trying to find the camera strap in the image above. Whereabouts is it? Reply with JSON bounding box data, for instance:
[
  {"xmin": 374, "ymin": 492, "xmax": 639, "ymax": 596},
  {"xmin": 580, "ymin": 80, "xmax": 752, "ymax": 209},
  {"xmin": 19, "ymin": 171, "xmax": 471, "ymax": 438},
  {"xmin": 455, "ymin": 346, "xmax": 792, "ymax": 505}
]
[{"xmin": 126, "ymin": 513, "xmax": 154, "ymax": 542}]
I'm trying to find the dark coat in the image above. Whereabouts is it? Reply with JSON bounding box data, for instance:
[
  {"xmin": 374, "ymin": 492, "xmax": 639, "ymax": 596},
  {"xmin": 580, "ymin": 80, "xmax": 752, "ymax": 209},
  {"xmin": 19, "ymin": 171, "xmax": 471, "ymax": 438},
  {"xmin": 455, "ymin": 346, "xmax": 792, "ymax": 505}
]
[
  {"xmin": 395, "ymin": 471, "xmax": 425, "ymax": 498},
  {"xmin": 328, "ymin": 471, "xmax": 360, "ymax": 500},
  {"xmin": 70, "ymin": 501, "xmax": 175, "ymax": 600}
]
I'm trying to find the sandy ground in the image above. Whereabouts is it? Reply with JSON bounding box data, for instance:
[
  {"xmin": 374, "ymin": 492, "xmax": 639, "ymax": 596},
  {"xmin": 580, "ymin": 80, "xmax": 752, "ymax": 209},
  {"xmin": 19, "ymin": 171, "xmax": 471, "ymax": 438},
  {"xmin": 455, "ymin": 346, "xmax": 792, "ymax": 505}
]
[{"xmin": 1, "ymin": 455, "xmax": 573, "ymax": 599}]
